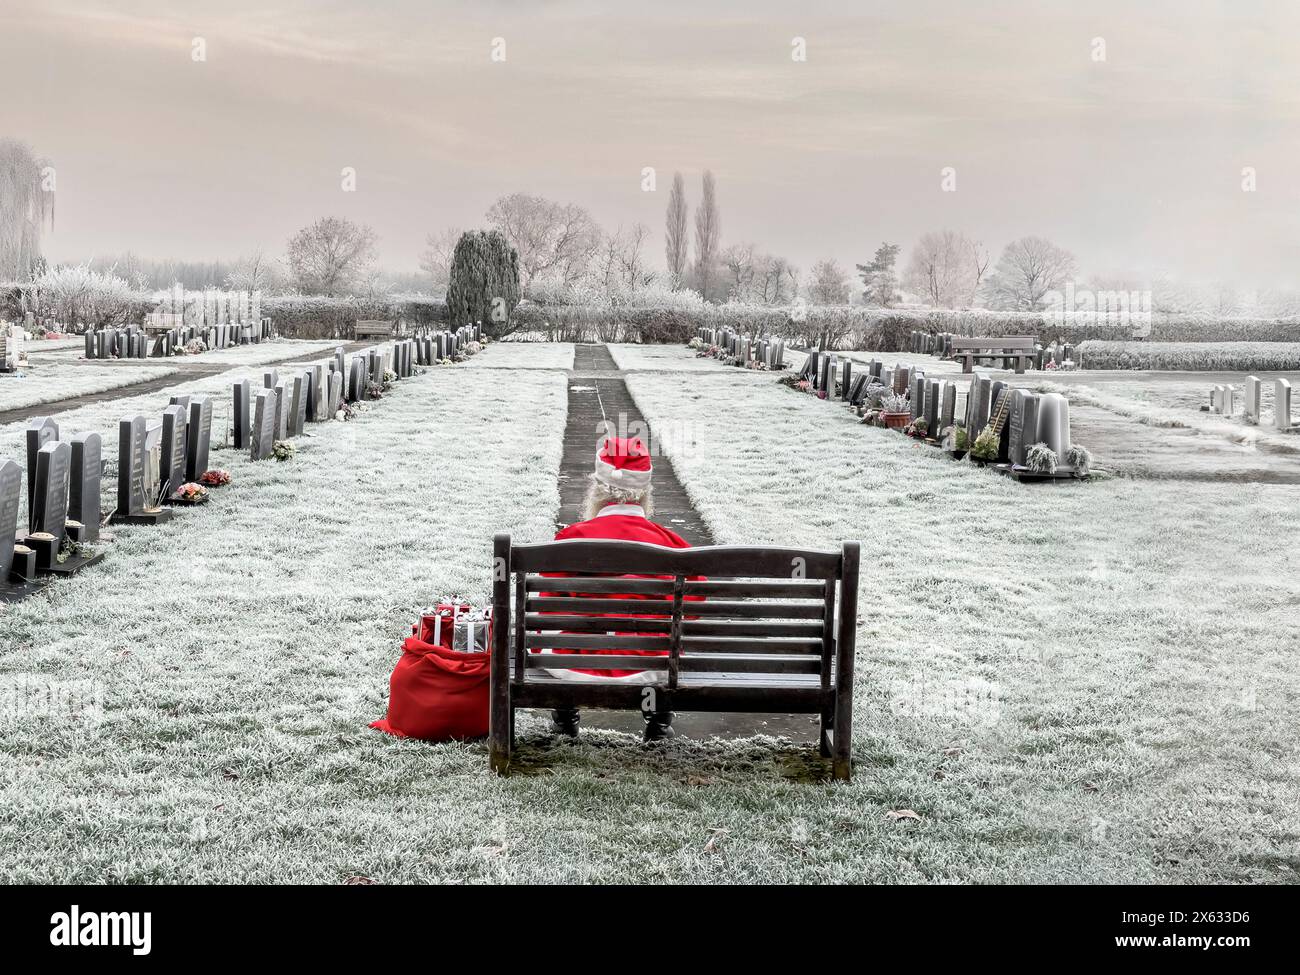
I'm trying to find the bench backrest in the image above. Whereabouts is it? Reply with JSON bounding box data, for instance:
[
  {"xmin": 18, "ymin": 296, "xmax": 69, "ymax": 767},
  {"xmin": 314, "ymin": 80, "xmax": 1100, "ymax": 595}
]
[
  {"xmin": 492, "ymin": 535, "xmax": 860, "ymax": 689},
  {"xmin": 355, "ymin": 320, "xmax": 394, "ymax": 336},
  {"xmin": 950, "ymin": 336, "xmax": 1035, "ymax": 352}
]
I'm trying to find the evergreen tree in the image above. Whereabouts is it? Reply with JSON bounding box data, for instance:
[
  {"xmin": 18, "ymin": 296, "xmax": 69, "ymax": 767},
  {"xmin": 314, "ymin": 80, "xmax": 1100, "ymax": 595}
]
[{"xmin": 446, "ymin": 230, "xmax": 521, "ymax": 336}]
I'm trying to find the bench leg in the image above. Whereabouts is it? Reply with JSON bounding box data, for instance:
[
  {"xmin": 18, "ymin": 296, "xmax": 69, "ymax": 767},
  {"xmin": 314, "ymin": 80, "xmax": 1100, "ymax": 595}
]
[
  {"xmin": 490, "ymin": 705, "xmax": 512, "ymax": 775},
  {"xmin": 832, "ymin": 692, "xmax": 853, "ymax": 781},
  {"xmin": 819, "ymin": 704, "xmax": 833, "ymax": 758},
  {"xmin": 961, "ymin": 357, "xmax": 973, "ymax": 374}
]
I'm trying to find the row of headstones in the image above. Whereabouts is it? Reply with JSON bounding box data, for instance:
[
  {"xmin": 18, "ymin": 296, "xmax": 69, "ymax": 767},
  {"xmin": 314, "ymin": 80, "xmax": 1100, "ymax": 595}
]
[
  {"xmin": 0, "ymin": 322, "xmax": 22, "ymax": 371},
  {"xmin": 911, "ymin": 330, "xmax": 1078, "ymax": 369},
  {"xmin": 232, "ymin": 341, "xmax": 419, "ymax": 462},
  {"xmin": 2, "ymin": 418, "xmax": 105, "ymax": 582},
  {"xmin": 1218, "ymin": 376, "xmax": 1296, "ymax": 431},
  {"xmin": 85, "ymin": 325, "xmax": 149, "ymax": 360},
  {"xmin": 154, "ymin": 287, "xmax": 263, "ymax": 329},
  {"xmin": 114, "ymin": 395, "xmax": 216, "ymax": 520},
  {"xmin": 801, "ymin": 352, "xmax": 1076, "ymax": 470},
  {"xmin": 409, "ymin": 327, "xmax": 475, "ymax": 364},
  {"xmin": 695, "ymin": 326, "xmax": 786, "ymax": 369}
]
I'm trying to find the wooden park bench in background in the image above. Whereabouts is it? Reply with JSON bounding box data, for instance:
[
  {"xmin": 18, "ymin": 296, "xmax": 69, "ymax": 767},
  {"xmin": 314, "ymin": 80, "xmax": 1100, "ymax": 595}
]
[
  {"xmin": 950, "ymin": 336, "xmax": 1036, "ymax": 374},
  {"xmin": 354, "ymin": 319, "xmax": 395, "ymax": 340},
  {"xmin": 489, "ymin": 534, "xmax": 861, "ymax": 779}
]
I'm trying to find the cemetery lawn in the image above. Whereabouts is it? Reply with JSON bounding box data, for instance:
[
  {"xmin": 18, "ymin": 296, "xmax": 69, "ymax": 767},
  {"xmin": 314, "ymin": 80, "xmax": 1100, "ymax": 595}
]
[
  {"xmin": 3, "ymin": 346, "xmax": 1296, "ymax": 884},
  {"xmin": 0, "ymin": 363, "xmax": 180, "ymax": 411},
  {"xmin": 462, "ymin": 341, "xmax": 574, "ymax": 369}
]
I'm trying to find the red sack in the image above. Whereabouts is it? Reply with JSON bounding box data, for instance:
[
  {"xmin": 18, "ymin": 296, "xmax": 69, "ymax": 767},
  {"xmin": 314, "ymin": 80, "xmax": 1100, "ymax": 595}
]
[{"xmin": 370, "ymin": 634, "xmax": 490, "ymax": 741}]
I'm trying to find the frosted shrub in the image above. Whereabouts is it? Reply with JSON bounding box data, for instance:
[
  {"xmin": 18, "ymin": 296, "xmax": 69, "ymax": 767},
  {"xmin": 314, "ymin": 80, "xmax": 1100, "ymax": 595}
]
[{"xmin": 31, "ymin": 263, "xmax": 134, "ymax": 329}]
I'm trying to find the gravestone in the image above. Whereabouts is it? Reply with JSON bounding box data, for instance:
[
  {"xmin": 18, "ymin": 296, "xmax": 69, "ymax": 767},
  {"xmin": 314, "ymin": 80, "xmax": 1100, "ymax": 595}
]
[
  {"xmin": 348, "ymin": 358, "xmax": 366, "ymax": 402},
  {"xmin": 989, "ymin": 388, "xmax": 1014, "ymax": 463},
  {"xmin": 894, "ymin": 366, "xmax": 910, "ymax": 395},
  {"xmin": 910, "ymin": 375, "xmax": 925, "ymax": 421},
  {"xmin": 1036, "ymin": 392, "xmax": 1073, "ymax": 470},
  {"xmin": 925, "ymin": 378, "xmax": 941, "ymax": 434},
  {"xmin": 293, "ymin": 373, "xmax": 309, "ymax": 435},
  {"xmin": 251, "ymin": 389, "xmax": 277, "ymax": 461},
  {"xmin": 1222, "ymin": 385, "xmax": 1236, "ymax": 416},
  {"xmin": 1210, "ymin": 385, "xmax": 1224, "ymax": 413},
  {"xmin": 848, "ymin": 375, "xmax": 868, "ymax": 406},
  {"xmin": 841, "ymin": 360, "xmax": 852, "ymax": 400},
  {"xmin": 25, "ymin": 417, "xmax": 59, "ymax": 526},
  {"xmin": 116, "ymin": 416, "xmax": 151, "ymax": 518},
  {"xmin": 0, "ymin": 459, "xmax": 19, "ymax": 581},
  {"xmin": 941, "ymin": 382, "xmax": 956, "ymax": 432},
  {"xmin": 31, "ymin": 441, "xmax": 71, "ymax": 542},
  {"xmin": 1244, "ymin": 376, "xmax": 1261, "ymax": 424},
  {"xmin": 68, "ymin": 432, "xmax": 102, "ymax": 544},
  {"xmin": 185, "ymin": 397, "xmax": 213, "ymax": 481},
  {"xmin": 232, "ymin": 379, "xmax": 251, "ymax": 449},
  {"xmin": 169, "ymin": 394, "xmax": 192, "ymax": 413},
  {"xmin": 310, "ymin": 364, "xmax": 326, "ymax": 421},
  {"xmin": 328, "ymin": 371, "xmax": 343, "ymax": 416},
  {"xmin": 263, "ymin": 369, "xmax": 278, "ymax": 390},
  {"xmin": 160, "ymin": 405, "xmax": 188, "ymax": 496},
  {"xmin": 334, "ymin": 347, "xmax": 345, "ymax": 376},
  {"xmin": 1275, "ymin": 378, "xmax": 1293, "ymax": 431},
  {"xmin": 1009, "ymin": 392, "xmax": 1041, "ymax": 467},
  {"xmin": 273, "ymin": 381, "xmax": 289, "ymax": 440}
]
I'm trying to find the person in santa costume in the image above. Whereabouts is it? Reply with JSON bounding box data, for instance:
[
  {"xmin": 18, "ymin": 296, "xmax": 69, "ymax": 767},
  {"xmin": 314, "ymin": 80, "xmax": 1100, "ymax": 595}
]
[{"xmin": 541, "ymin": 435, "xmax": 689, "ymax": 741}]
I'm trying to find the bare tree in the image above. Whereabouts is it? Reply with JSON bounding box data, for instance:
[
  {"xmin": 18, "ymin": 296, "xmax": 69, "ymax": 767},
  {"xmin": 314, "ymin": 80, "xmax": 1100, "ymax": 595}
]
[
  {"xmin": 969, "ymin": 239, "xmax": 991, "ymax": 296},
  {"xmin": 903, "ymin": 231, "xmax": 981, "ymax": 308},
  {"xmin": 983, "ymin": 236, "xmax": 1077, "ymax": 311},
  {"xmin": 419, "ymin": 227, "xmax": 463, "ymax": 294},
  {"xmin": 720, "ymin": 242, "xmax": 756, "ymax": 298},
  {"xmin": 227, "ymin": 249, "xmax": 282, "ymax": 293},
  {"xmin": 486, "ymin": 193, "xmax": 601, "ymax": 288},
  {"xmin": 758, "ymin": 256, "xmax": 799, "ymax": 304},
  {"xmin": 665, "ymin": 172, "xmax": 689, "ymax": 285},
  {"xmin": 693, "ymin": 170, "xmax": 720, "ymax": 300},
  {"xmin": 285, "ymin": 217, "xmax": 378, "ymax": 296},
  {"xmin": 806, "ymin": 258, "xmax": 851, "ymax": 304},
  {"xmin": 0, "ymin": 138, "xmax": 54, "ymax": 281}
]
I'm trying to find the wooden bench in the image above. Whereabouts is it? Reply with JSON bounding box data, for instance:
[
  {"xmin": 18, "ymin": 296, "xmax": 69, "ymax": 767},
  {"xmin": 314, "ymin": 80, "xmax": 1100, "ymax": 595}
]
[
  {"xmin": 950, "ymin": 336, "xmax": 1035, "ymax": 374},
  {"xmin": 354, "ymin": 319, "xmax": 394, "ymax": 340},
  {"xmin": 489, "ymin": 533, "xmax": 861, "ymax": 779}
]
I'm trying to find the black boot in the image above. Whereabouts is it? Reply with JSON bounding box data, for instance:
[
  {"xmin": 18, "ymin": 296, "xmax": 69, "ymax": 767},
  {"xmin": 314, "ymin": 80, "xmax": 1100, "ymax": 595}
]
[
  {"xmin": 642, "ymin": 709, "xmax": 676, "ymax": 742},
  {"xmin": 550, "ymin": 707, "xmax": 580, "ymax": 737}
]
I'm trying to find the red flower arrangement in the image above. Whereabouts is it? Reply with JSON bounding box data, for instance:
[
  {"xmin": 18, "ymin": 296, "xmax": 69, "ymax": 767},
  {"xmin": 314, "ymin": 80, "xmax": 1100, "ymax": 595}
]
[{"xmin": 200, "ymin": 469, "xmax": 232, "ymax": 487}]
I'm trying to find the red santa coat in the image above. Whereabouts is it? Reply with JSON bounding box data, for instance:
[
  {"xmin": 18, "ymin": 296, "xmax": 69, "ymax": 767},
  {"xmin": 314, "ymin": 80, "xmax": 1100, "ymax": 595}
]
[{"xmin": 539, "ymin": 503, "xmax": 696, "ymax": 680}]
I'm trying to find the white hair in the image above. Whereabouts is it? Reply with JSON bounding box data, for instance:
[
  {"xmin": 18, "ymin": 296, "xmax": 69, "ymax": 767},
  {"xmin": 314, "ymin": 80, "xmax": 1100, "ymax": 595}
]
[{"xmin": 582, "ymin": 474, "xmax": 654, "ymax": 521}]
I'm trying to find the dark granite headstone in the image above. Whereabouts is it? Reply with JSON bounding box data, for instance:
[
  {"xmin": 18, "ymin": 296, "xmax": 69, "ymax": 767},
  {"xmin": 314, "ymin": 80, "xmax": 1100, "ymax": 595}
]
[
  {"xmin": 160, "ymin": 405, "xmax": 187, "ymax": 495},
  {"xmin": 117, "ymin": 416, "xmax": 149, "ymax": 517},
  {"xmin": 186, "ymin": 397, "xmax": 213, "ymax": 481},
  {"xmin": 31, "ymin": 441, "xmax": 71, "ymax": 542},
  {"xmin": 925, "ymin": 378, "xmax": 941, "ymax": 433},
  {"xmin": 273, "ymin": 381, "xmax": 289, "ymax": 440},
  {"xmin": 941, "ymin": 382, "xmax": 956, "ymax": 432},
  {"xmin": 0, "ymin": 459, "xmax": 21, "ymax": 579},
  {"xmin": 310, "ymin": 365, "xmax": 325, "ymax": 421},
  {"xmin": 263, "ymin": 369, "xmax": 278, "ymax": 390},
  {"xmin": 25, "ymin": 417, "xmax": 59, "ymax": 526},
  {"xmin": 1010, "ymin": 393, "xmax": 1042, "ymax": 467},
  {"xmin": 292, "ymin": 373, "xmax": 309, "ymax": 435},
  {"xmin": 251, "ymin": 389, "xmax": 277, "ymax": 461},
  {"xmin": 232, "ymin": 379, "xmax": 251, "ymax": 450},
  {"xmin": 68, "ymin": 432, "xmax": 102, "ymax": 543}
]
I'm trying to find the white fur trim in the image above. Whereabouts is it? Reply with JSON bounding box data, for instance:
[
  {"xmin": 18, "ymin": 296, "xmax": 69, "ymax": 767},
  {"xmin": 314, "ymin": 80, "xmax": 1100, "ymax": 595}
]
[
  {"xmin": 594, "ymin": 460, "xmax": 652, "ymax": 491},
  {"xmin": 594, "ymin": 503, "xmax": 646, "ymax": 519}
]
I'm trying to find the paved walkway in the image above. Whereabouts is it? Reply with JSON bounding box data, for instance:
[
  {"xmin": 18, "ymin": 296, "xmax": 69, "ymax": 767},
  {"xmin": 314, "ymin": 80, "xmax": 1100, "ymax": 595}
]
[{"xmin": 557, "ymin": 345, "xmax": 816, "ymax": 741}]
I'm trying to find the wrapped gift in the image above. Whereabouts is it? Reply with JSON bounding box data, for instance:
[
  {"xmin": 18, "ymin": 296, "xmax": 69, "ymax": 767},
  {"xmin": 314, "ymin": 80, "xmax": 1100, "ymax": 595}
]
[{"xmin": 416, "ymin": 599, "xmax": 476, "ymax": 649}]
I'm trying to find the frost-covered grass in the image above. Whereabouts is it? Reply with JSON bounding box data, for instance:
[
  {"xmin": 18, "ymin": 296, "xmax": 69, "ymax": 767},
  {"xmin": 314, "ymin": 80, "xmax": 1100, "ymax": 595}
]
[
  {"xmin": 1078, "ymin": 341, "xmax": 1300, "ymax": 372},
  {"xmin": 463, "ymin": 342, "xmax": 574, "ymax": 369},
  {"xmin": 189, "ymin": 338, "xmax": 342, "ymax": 366},
  {"xmin": 0, "ymin": 367, "xmax": 570, "ymax": 884},
  {"xmin": 608, "ymin": 343, "xmax": 733, "ymax": 371},
  {"xmin": 624, "ymin": 368, "xmax": 1300, "ymax": 884},
  {"xmin": 0, "ymin": 363, "xmax": 180, "ymax": 411}
]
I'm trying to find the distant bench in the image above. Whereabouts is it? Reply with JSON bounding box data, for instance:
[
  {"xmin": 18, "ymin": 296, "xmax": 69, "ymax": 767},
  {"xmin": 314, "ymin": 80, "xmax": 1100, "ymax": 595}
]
[
  {"xmin": 489, "ymin": 534, "xmax": 861, "ymax": 780},
  {"xmin": 951, "ymin": 336, "xmax": 1035, "ymax": 374},
  {"xmin": 354, "ymin": 320, "xmax": 395, "ymax": 340}
]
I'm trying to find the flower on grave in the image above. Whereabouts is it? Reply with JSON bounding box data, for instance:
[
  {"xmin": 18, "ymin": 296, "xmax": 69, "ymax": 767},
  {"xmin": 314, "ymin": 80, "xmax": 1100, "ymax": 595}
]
[
  {"xmin": 796, "ymin": 379, "xmax": 810, "ymax": 392},
  {"xmin": 1066, "ymin": 444, "xmax": 1092, "ymax": 475},
  {"xmin": 970, "ymin": 425, "xmax": 1000, "ymax": 461},
  {"xmin": 437, "ymin": 357, "xmax": 453, "ymax": 366},
  {"xmin": 1025, "ymin": 442, "xmax": 1059, "ymax": 474},
  {"xmin": 688, "ymin": 337, "xmax": 704, "ymax": 350},
  {"xmin": 175, "ymin": 481, "xmax": 209, "ymax": 502},
  {"xmin": 466, "ymin": 341, "xmax": 482, "ymax": 355},
  {"xmin": 365, "ymin": 380, "xmax": 385, "ymax": 399},
  {"xmin": 272, "ymin": 440, "xmax": 295, "ymax": 462},
  {"xmin": 183, "ymin": 338, "xmax": 208, "ymax": 355},
  {"xmin": 200, "ymin": 469, "xmax": 231, "ymax": 487},
  {"xmin": 905, "ymin": 418, "xmax": 929, "ymax": 438},
  {"xmin": 1045, "ymin": 360, "xmax": 1059, "ymax": 370},
  {"xmin": 880, "ymin": 391, "xmax": 909, "ymax": 414}
]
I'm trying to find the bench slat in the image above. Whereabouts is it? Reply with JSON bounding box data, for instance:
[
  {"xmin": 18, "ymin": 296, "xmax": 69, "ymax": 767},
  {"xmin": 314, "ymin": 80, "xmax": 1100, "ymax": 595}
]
[
  {"xmin": 525, "ymin": 577, "xmax": 674, "ymax": 595},
  {"xmin": 525, "ymin": 596, "xmax": 825, "ymax": 619},
  {"xmin": 525, "ymin": 654, "xmax": 669, "ymax": 671},
  {"xmin": 526, "ymin": 634, "xmax": 672, "ymax": 651},
  {"xmin": 681, "ymin": 619, "xmax": 824, "ymax": 638},
  {"xmin": 511, "ymin": 539, "xmax": 843, "ymax": 578},
  {"xmin": 524, "ymin": 614, "xmax": 670, "ymax": 634},
  {"xmin": 680, "ymin": 636, "xmax": 823, "ymax": 654},
  {"xmin": 682, "ymin": 580, "xmax": 826, "ymax": 598}
]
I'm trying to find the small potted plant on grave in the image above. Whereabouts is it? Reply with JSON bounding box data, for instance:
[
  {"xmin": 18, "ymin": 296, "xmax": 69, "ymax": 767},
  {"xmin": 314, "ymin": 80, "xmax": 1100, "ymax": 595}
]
[
  {"xmin": 880, "ymin": 391, "xmax": 911, "ymax": 430},
  {"xmin": 941, "ymin": 425, "xmax": 969, "ymax": 460},
  {"xmin": 969, "ymin": 425, "xmax": 1000, "ymax": 464},
  {"xmin": 904, "ymin": 417, "xmax": 928, "ymax": 439}
]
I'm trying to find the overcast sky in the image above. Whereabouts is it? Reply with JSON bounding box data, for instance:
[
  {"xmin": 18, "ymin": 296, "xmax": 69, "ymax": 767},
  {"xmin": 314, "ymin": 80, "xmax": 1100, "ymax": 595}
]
[{"xmin": 3, "ymin": 0, "xmax": 1298, "ymax": 288}]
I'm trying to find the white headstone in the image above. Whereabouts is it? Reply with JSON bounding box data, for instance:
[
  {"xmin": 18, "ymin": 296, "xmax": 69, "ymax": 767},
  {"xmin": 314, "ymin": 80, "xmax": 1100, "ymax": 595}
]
[{"xmin": 1276, "ymin": 378, "xmax": 1293, "ymax": 431}]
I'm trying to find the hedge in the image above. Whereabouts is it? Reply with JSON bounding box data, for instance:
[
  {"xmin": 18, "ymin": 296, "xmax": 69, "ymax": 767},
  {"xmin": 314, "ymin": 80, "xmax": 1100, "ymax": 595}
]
[{"xmin": 1075, "ymin": 341, "xmax": 1300, "ymax": 371}]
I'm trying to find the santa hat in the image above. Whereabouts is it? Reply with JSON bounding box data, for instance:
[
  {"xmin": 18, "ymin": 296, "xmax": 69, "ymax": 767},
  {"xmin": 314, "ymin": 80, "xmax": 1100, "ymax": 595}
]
[{"xmin": 594, "ymin": 436, "xmax": 652, "ymax": 491}]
